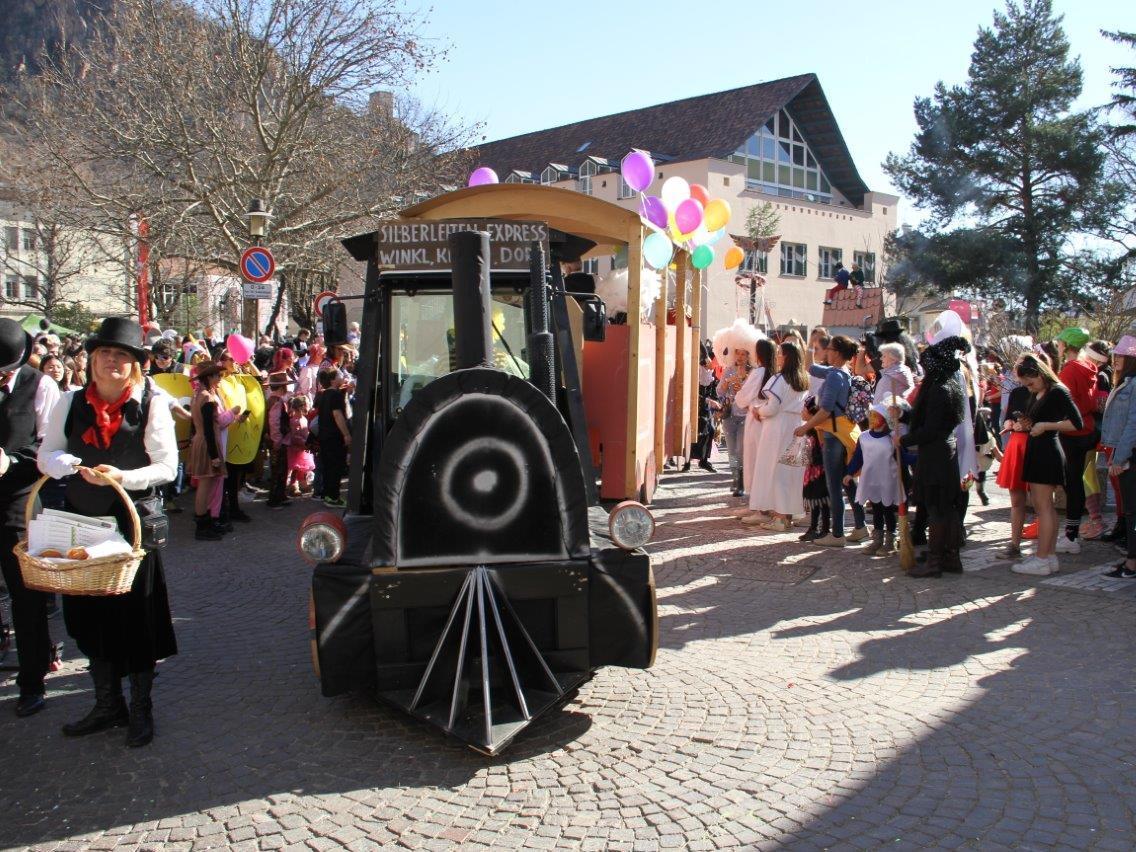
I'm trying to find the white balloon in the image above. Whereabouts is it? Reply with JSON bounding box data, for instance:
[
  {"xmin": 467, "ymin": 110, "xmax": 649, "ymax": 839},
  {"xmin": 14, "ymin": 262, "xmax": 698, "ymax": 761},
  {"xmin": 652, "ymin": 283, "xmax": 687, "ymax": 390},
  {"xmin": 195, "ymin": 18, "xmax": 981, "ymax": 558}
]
[{"xmin": 660, "ymin": 176, "xmax": 690, "ymax": 212}]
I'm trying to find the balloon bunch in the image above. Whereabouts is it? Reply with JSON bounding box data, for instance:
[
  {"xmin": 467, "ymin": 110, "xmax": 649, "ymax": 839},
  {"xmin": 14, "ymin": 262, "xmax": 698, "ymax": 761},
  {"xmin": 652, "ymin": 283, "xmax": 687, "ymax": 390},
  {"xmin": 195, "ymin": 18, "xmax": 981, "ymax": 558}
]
[{"xmin": 621, "ymin": 150, "xmax": 742, "ymax": 272}]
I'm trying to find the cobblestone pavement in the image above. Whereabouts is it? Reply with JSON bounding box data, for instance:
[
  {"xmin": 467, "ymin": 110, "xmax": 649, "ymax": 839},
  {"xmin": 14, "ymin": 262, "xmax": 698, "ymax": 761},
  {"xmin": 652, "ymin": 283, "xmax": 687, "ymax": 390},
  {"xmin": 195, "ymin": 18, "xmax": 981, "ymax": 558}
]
[{"xmin": 2, "ymin": 458, "xmax": 1135, "ymax": 851}]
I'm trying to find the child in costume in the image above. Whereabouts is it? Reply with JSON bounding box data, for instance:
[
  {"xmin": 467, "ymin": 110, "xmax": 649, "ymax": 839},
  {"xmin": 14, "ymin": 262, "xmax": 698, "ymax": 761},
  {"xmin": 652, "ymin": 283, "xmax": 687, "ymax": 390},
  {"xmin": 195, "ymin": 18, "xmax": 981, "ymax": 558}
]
[
  {"xmin": 287, "ymin": 396, "xmax": 315, "ymax": 495},
  {"xmin": 844, "ymin": 404, "xmax": 914, "ymax": 556}
]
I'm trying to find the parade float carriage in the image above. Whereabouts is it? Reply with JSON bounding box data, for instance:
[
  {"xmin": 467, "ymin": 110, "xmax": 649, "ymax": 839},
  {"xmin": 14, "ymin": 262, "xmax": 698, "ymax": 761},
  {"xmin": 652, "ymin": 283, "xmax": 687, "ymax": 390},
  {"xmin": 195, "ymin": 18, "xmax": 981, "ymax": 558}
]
[{"xmin": 301, "ymin": 184, "xmax": 709, "ymax": 753}]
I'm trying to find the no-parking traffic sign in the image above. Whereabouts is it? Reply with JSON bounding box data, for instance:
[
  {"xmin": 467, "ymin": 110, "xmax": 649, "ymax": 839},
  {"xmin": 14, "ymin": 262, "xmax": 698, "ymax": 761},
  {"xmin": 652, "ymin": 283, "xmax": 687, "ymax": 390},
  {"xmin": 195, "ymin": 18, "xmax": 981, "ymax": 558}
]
[
  {"xmin": 240, "ymin": 246, "xmax": 276, "ymax": 283},
  {"xmin": 313, "ymin": 290, "xmax": 338, "ymax": 317}
]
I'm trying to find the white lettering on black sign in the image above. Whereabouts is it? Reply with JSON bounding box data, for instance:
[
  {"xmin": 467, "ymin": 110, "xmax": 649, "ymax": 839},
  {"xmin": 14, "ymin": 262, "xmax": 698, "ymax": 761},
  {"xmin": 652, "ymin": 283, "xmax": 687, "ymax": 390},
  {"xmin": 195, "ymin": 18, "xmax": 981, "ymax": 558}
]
[{"xmin": 374, "ymin": 219, "xmax": 550, "ymax": 271}]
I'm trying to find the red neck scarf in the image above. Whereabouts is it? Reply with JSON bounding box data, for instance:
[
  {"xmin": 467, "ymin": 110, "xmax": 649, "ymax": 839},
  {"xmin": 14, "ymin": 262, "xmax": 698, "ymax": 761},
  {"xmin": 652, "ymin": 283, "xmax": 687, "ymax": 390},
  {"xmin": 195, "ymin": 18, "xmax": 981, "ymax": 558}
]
[{"xmin": 82, "ymin": 384, "xmax": 133, "ymax": 449}]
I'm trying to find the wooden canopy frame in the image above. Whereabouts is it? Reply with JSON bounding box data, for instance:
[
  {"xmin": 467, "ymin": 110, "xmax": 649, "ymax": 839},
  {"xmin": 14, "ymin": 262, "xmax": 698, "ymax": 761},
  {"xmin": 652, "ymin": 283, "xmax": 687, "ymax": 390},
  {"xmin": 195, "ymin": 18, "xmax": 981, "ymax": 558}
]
[{"xmin": 400, "ymin": 183, "xmax": 702, "ymax": 501}]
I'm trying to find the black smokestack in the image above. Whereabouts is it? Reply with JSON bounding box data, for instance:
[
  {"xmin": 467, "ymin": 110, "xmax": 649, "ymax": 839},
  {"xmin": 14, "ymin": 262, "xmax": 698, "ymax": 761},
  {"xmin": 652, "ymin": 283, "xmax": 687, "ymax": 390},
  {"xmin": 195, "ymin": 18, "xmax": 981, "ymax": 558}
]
[{"xmin": 449, "ymin": 230, "xmax": 493, "ymax": 370}]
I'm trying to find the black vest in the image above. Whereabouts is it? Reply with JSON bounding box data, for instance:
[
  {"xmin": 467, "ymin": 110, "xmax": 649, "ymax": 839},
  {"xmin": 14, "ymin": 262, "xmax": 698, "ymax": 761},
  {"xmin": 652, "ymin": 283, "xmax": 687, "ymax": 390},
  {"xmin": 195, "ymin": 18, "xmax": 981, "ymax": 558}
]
[
  {"xmin": 0, "ymin": 365, "xmax": 41, "ymax": 456},
  {"xmin": 64, "ymin": 383, "xmax": 154, "ymax": 520},
  {"xmin": 0, "ymin": 365, "xmax": 44, "ymax": 526}
]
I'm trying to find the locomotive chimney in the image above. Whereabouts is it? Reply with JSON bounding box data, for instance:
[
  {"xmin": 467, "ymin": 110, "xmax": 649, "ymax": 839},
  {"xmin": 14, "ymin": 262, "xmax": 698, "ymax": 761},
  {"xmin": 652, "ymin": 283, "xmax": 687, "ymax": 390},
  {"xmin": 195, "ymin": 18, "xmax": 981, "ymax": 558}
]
[{"xmin": 449, "ymin": 230, "xmax": 493, "ymax": 369}]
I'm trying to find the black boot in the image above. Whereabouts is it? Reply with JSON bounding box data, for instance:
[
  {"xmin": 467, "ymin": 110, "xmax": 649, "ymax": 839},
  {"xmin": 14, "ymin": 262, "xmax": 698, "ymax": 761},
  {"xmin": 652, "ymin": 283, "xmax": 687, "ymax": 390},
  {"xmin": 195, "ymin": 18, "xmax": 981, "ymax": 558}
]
[
  {"xmin": 213, "ymin": 509, "xmax": 233, "ymax": 535},
  {"xmin": 1100, "ymin": 516, "xmax": 1127, "ymax": 543},
  {"xmin": 62, "ymin": 659, "xmax": 128, "ymax": 736},
  {"xmin": 195, "ymin": 513, "xmax": 222, "ymax": 541},
  {"xmin": 731, "ymin": 470, "xmax": 743, "ymax": 497},
  {"xmin": 126, "ymin": 669, "xmax": 155, "ymax": 748},
  {"xmin": 798, "ymin": 508, "xmax": 820, "ymax": 542}
]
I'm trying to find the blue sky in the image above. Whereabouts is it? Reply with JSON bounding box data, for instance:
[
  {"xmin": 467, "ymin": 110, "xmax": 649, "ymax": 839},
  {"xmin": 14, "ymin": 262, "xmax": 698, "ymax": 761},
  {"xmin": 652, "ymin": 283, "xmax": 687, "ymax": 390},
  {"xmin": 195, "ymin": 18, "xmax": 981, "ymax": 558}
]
[{"xmin": 409, "ymin": 0, "xmax": 1132, "ymax": 225}]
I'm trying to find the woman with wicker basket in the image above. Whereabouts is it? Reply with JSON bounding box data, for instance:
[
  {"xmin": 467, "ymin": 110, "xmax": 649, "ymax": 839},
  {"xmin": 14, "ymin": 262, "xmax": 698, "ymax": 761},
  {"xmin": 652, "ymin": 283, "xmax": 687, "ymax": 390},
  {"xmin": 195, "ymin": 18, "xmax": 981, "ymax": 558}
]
[{"xmin": 37, "ymin": 317, "xmax": 178, "ymax": 748}]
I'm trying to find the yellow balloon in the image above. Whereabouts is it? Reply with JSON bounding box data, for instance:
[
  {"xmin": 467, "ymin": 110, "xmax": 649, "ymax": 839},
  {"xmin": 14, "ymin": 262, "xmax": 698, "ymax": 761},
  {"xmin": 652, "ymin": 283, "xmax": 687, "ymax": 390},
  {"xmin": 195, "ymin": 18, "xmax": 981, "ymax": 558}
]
[
  {"xmin": 704, "ymin": 199, "xmax": 731, "ymax": 232},
  {"xmin": 724, "ymin": 246, "xmax": 744, "ymax": 270}
]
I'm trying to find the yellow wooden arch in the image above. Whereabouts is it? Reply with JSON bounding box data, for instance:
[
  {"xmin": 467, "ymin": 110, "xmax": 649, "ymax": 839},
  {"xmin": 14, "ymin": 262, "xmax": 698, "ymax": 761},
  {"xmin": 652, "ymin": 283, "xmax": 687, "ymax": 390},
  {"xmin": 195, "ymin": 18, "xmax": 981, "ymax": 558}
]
[{"xmin": 400, "ymin": 184, "xmax": 642, "ymax": 251}]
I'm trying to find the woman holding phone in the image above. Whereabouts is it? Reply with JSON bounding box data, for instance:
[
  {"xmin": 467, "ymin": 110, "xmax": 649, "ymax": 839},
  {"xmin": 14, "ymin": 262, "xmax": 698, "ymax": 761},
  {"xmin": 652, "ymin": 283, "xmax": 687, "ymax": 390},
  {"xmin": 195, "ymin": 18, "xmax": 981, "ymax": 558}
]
[{"xmin": 995, "ymin": 353, "xmax": 1046, "ymax": 559}]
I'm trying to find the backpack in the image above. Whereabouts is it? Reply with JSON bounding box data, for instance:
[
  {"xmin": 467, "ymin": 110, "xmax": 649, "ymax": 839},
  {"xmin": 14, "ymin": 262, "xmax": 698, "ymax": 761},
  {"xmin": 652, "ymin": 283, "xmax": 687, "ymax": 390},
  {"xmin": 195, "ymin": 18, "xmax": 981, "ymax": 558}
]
[{"xmin": 846, "ymin": 375, "xmax": 873, "ymax": 427}]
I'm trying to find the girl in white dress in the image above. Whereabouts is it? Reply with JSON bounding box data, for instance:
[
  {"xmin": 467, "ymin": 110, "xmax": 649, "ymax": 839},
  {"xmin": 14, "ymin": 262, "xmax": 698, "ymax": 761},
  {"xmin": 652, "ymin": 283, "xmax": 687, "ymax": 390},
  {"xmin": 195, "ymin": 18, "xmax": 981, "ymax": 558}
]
[
  {"xmin": 743, "ymin": 340, "xmax": 810, "ymax": 530},
  {"xmin": 734, "ymin": 338, "xmax": 774, "ymax": 502}
]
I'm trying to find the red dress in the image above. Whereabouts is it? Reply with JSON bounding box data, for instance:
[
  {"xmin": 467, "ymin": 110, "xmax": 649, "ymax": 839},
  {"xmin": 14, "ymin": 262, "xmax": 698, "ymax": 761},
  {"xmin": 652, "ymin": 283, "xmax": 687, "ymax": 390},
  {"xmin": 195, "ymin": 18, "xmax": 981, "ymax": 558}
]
[{"xmin": 996, "ymin": 430, "xmax": 1027, "ymax": 492}]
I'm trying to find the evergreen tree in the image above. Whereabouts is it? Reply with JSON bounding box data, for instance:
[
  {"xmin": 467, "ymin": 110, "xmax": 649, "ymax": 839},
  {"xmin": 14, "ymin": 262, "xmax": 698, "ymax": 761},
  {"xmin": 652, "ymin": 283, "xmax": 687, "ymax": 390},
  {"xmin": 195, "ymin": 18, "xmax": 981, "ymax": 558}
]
[{"xmin": 884, "ymin": 0, "xmax": 1118, "ymax": 330}]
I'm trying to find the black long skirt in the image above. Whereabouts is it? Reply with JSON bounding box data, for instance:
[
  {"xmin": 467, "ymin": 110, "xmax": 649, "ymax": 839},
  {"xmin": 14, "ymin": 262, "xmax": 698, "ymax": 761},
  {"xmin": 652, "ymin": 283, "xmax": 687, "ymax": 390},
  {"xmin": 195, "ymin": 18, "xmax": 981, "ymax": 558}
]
[{"xmin": 62, "ymin": 549, "xmax": 178, "ymax": 675}]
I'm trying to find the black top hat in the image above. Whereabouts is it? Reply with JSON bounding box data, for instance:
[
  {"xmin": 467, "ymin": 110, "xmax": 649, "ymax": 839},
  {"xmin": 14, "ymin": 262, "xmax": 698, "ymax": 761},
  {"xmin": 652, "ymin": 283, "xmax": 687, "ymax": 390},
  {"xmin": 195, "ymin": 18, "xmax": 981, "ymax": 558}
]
[
  {"xmin": 84, "ymin": 317, "xmax": 150, "ymax": 362},
  {"xmin": 875, "ymin": 318, "xmax": 903, "ymax": 340},
  {"xmin": 0, "ymin": 318, "xmax": 33, "ymax": 373}
]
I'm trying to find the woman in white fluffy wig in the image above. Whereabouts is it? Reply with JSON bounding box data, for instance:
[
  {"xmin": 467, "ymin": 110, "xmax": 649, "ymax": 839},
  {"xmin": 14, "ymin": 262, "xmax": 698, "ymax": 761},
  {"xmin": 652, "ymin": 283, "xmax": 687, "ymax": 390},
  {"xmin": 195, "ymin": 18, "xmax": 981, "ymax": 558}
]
[{"xmin": 714, "ymin": 319, "xmax": 762, "ymax": 497}]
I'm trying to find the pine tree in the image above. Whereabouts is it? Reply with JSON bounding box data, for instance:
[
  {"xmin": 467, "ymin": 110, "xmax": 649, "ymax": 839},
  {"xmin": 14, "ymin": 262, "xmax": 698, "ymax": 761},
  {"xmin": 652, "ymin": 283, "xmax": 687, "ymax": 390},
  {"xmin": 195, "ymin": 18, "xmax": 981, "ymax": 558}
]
[{"xmin": 884, "ymin": 0, "xmax": 1118, "ymax": 330}]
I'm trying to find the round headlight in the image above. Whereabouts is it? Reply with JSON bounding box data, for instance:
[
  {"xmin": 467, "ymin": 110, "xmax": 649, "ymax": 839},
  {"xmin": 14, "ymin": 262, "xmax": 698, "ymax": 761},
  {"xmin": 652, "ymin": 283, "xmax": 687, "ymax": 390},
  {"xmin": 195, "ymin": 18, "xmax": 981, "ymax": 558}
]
[
  {"xmin": 609, "ymin": 500, "xmax": 655, "ymax": 550},
  {"xmin": 297, "ymin": 512, "xmax": 347, "ymax": 564}
]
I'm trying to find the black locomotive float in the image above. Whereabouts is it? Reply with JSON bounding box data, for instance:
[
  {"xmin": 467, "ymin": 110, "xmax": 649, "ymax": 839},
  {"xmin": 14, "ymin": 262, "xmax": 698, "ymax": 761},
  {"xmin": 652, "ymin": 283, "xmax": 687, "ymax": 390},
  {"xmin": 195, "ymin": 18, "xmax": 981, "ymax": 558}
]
[{"xmin": 302, "ymin": 224, "xmax": 658, "ymax": 754}]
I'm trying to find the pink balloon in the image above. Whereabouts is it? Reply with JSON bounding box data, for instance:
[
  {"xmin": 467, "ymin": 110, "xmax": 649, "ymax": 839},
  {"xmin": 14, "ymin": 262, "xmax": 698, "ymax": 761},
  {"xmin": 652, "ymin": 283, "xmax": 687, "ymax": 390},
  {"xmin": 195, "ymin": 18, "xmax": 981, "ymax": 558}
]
[
  {"xmin": 226, "ymin": 333, "xmax": 255, "ymax": 365},
  {"xmin": 674, "ymin": 198, "xmax": 704, "ymax": 234},
  {"xmin": 468, "ymin": 167, "xmax": 499, "ymax": 187}
]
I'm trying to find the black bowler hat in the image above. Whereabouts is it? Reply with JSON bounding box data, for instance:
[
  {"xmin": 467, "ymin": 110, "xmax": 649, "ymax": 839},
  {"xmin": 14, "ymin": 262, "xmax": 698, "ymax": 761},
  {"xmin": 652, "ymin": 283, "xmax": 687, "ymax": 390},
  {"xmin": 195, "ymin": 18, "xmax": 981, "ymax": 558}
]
[
  {"xmin": 0, "ymin": 318, "xmax": 33, "ymax": 372},
  {"xmin": 84, "ymin": 317, "xmax": 150, "ymax": 362}
]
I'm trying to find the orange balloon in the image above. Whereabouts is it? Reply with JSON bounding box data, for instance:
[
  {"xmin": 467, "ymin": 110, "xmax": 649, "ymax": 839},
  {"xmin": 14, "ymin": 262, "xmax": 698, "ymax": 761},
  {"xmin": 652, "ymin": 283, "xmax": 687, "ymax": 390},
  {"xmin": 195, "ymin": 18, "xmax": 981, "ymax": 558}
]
[
  {"xmin": 724, "ymin": 246, "xmax": 745, "ymax": 270},
  {"xmin": 690, "ymin": 183, "xmax": 711, "ymax": 207}
]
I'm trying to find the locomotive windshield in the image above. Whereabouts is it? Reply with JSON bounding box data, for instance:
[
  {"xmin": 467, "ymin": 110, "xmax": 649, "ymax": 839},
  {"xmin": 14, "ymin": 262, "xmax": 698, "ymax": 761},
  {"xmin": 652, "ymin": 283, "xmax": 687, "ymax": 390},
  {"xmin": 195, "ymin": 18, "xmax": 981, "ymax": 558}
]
[{"xmin": 389, "ymin": 287, "xmax": 530, "ymax": 419}]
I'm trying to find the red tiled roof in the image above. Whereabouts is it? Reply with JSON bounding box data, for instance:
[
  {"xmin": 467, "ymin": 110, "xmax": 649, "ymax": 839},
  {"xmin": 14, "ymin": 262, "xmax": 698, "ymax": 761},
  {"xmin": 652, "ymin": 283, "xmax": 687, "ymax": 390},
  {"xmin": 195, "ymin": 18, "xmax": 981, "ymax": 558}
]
[{"xmin": 822, "ymin": 286, "xmax": 885, "ymax": 331}]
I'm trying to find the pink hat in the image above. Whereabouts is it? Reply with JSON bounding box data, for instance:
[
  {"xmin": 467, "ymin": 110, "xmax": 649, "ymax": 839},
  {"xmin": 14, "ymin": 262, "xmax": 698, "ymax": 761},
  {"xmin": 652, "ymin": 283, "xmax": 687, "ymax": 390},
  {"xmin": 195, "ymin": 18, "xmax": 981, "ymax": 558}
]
[{"xmin": 1115, "ymin": 335, "xmax": 1136, "ymax": 358}]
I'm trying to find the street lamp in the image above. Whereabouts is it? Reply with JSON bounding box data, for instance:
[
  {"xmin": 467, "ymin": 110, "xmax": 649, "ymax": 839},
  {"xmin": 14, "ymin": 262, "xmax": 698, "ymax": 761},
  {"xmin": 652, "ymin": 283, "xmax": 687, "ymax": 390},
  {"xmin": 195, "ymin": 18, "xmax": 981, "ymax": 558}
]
[{"xmin": 245, "ymin": 198, "xmax": 271, "ymax": 242}]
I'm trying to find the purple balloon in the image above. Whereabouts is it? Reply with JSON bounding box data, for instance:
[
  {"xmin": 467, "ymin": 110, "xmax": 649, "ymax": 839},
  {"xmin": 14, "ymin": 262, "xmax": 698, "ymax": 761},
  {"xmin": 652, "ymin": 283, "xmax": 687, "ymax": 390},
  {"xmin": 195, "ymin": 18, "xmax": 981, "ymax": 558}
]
[
  {"xmin": 674, "ymin": 198, "xmax": 704, "ymax": 234},
  {"xmin": 468, "ymin": 167, "xmax": 498, "ymax": 187},
  {"xmin": 621, "ymin": 150, "xmax": 654, "ymax": 193},
  {"xmin": 640, "ymin": 195, "xmax": 668, "ymax": 230}
]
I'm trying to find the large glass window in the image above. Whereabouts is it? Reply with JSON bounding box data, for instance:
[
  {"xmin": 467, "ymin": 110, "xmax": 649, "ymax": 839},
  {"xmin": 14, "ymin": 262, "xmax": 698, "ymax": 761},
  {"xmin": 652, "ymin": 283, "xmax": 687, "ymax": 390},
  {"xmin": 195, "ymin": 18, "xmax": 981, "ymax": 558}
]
[
  {"xmin": 22, "ymin": 276, "xmax": 37, "ymax": 298},
  {"xmin": 818, "ymin": 247, "xmax": 842, "ymax": 279},
  {"xmin": 731, "ymin": 109, "xmax": 835, "ymax": 204},
  {"xmin": 4, "ymin": 277, "xmax": 18, "ymax": 299},
  {"xmin": 780, "ymin": 242, "xmax": 807, "ymax": 277},
  {"xmin": 853, "ymin": 251, "xmax": 876, "ymax": 283},
  {"xmin": 388, "ymin": 288, "xmax": 529, "ymax": 418}
]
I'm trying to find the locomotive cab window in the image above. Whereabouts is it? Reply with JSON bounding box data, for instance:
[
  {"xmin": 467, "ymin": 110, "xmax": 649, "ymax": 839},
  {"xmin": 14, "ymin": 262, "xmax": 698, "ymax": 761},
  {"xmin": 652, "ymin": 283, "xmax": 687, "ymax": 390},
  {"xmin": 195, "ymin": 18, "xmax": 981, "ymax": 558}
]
[{"xmin": 389, "ymin": 287, "xmax": 530, "ymax": 419}]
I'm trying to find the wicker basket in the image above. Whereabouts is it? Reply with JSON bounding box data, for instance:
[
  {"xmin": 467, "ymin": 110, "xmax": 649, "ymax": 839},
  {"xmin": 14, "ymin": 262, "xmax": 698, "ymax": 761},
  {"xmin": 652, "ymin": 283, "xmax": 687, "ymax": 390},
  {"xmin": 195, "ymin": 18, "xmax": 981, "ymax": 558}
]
[{"xmin": 15, "ymin": 471, "xmax": 145, "ymax": 597}]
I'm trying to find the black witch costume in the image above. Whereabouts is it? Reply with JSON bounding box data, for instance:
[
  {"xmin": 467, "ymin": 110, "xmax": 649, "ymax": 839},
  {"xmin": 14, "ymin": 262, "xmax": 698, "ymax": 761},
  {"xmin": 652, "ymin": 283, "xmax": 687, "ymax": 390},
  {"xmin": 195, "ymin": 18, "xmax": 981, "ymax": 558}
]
[{"xmin": 901, "ymin": 336, "xmax": 968, "ymax": 577}]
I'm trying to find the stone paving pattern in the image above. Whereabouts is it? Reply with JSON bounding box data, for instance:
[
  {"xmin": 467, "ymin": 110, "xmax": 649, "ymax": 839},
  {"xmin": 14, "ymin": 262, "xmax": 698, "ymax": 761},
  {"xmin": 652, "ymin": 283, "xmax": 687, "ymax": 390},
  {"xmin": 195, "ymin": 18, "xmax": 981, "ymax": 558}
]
[{"xmin": 2, "ymin": 458, "xmax": 1135, "ymax": 851}]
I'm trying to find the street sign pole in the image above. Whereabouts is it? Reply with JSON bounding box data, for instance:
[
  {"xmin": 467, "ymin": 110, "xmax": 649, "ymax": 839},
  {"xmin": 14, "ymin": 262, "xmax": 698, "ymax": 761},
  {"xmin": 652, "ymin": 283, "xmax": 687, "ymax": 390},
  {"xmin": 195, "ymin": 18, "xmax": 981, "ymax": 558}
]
[{"xmin": 241, "ymin": 235, "xmax": 261, "ymax": 339}]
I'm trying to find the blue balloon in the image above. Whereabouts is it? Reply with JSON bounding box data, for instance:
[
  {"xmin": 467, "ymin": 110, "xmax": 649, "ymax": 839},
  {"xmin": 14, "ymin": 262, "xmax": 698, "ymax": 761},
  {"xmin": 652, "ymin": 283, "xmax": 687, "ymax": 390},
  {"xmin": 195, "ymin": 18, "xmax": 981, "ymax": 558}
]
[
  {"xmin": 643, "ymin": 232, "xmax": 673, "ymax": 270},
  {"xmin": 707, "ymin": 228, "xmax": 726, "ymax": 245}
]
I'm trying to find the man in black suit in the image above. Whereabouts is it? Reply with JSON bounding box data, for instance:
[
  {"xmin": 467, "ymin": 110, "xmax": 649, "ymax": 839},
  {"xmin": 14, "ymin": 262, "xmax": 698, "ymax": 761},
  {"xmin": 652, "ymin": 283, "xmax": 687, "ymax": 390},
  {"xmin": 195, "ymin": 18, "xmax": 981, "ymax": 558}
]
[{"xmin": 0, "ymin": 318, "xmax": 62, "ymax": 716}]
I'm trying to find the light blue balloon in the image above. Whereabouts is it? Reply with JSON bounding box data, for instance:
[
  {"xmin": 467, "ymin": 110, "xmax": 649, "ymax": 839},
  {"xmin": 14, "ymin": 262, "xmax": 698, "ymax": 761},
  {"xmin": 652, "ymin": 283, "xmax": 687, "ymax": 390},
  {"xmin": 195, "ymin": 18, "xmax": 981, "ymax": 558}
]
[
  {"xmin": 643, "ymin": 231, "xmax": 674, "ymax": 270},
  {"xmin": 707, "ymin": 228, "xmax": 726, "ymax": 245}
]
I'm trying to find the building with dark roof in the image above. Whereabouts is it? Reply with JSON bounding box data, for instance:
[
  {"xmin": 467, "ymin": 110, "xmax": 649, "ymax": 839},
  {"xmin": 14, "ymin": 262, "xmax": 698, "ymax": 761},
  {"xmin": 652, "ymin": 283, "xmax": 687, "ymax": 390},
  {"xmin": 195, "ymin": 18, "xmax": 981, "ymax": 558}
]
[{"xmin": 470, "ymin": 73, "xmax": 898, "ymax": 334}]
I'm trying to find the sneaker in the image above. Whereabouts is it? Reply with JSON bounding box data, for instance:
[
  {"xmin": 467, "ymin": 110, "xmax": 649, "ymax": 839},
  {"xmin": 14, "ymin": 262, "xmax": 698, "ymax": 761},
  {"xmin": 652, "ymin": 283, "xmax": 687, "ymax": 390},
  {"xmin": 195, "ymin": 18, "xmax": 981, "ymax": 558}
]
[
  {"xmin": 323, "ymin": 497, "xmax": 347, "ymax": 508},
  {"xmin": 760, "ymin": 518, "xmax": 791, "ymax": 532},
  {"xmin": 1055, "ymin": 535, "xmax": 1081, "ymax": 554},
  {"xmin": 1079, "ymin": 519, "xmax": 1103, "ymax": 540},
  {"xmin": 1103, "ymin": 565, "xmax": 1136, "ymax": 579},
  {"xmin": 812, "ymin": 533, "xmax": 845, "ymax": 548},
  {"xmin": 998, "ymin": 544, "xmax": 1022, "ymax": 559},
  {"xmin": 1012, "ymin": 556, "xmax": 1058, "ymax": 576},
  {"xmin": 846, "ymin": 526, "xmax": 870, "ymax": 543}
]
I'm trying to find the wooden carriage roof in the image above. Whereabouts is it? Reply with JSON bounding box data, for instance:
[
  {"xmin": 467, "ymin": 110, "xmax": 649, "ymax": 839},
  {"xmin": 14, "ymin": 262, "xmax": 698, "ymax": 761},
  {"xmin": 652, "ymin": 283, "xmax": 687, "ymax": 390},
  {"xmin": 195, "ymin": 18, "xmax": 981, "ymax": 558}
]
[{"xmin": 398, "ymin": 183, "xmax": 643, "ymax": 248}]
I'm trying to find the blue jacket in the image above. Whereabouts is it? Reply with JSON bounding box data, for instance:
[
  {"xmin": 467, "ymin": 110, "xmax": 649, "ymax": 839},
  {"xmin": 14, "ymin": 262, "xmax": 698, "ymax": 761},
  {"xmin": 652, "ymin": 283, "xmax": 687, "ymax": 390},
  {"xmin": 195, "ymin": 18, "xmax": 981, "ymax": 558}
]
[
  {"xmin": 1101, "ymin": 377, "xmax": 1136, "ymax": 465},
  {"xmin": 809, "ymin": 363, "xmax": 850, "ymax": 414}
]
